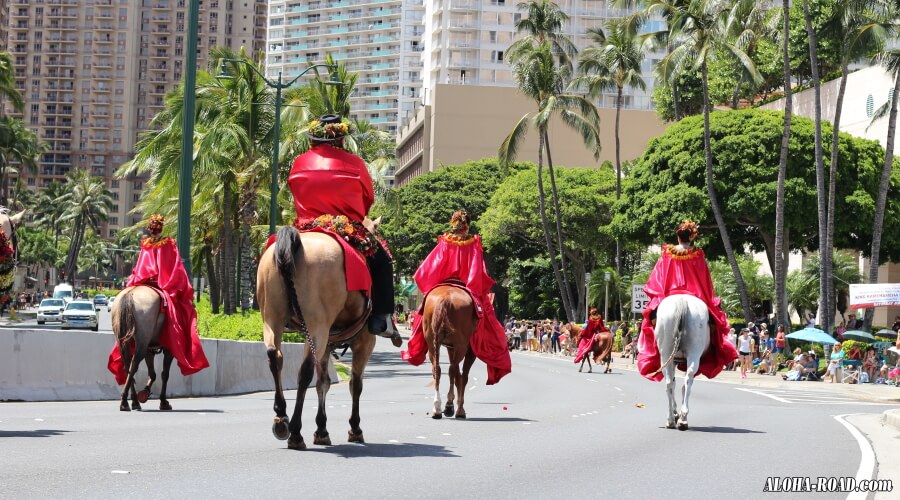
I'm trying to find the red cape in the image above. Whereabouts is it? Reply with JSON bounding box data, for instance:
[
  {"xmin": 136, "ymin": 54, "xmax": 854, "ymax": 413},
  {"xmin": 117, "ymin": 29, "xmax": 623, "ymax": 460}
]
[
  {"xmin": 264, "ymin": 226, "xmax": 371, "ymax": 293},
  {"xmin": 401, "ymin": 234, "xmax": 511, "ymax": 385},
  {"xmin": 288, "ymin": 144, "xmax": 374, "ymax": 222},
  {"xmin": 107, "ymin": 237, "xmax": 210, "ymax": 385},
  {"xmin": 637, "ymin": 245, "xmax": 738, "ymax": 381},
  {"xmin": 573, "ymin": 318, "xmax": 609, "ymax": 364}
]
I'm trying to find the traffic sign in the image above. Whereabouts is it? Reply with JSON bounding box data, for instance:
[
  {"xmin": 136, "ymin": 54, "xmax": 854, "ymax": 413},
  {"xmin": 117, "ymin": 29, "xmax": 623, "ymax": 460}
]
[{"xmin": 632, "ymin": 284, "xmax": 650, "ymax": 313}]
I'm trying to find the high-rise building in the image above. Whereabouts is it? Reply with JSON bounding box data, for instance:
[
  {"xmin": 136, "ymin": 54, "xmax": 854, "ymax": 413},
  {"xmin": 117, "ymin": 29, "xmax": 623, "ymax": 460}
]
[
  {"xmin": 0, "ymin": 0, "xmax": 267, "ymax": 238},
  {"xmin": 422, "ymin": 0, "xmax": 661, "ymax": 112},
  {"xmin": 265, "ymin": 0, "xmax": 425, "ymax": 134}
]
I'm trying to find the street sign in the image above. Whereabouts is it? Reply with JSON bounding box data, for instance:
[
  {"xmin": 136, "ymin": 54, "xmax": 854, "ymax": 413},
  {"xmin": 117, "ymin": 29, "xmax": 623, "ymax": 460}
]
[{"xmin": 632, "ymin": 284, "xmax": 650, "ymax": 313}]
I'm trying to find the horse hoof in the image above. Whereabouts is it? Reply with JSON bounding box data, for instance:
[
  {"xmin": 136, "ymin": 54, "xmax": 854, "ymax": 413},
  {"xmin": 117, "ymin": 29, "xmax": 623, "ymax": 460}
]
[
  {"xmin": 455, "ymin": 412, "xmax": 467, "ymax": 419},
  {"xmin": 137, "ymin": 390, "xmax": 150, "ymax": 404},
  {"xmin": 677, "ymin": 421, "xmax": 688, "ymax": 431},
  {"xmin": 666, "ymin": 421, "xmax": 676, "ymax": 429},
  {"xmin": 588, "ymin": 369, "xmax": 593, "ymax": 373},
  {"xmin": 131, "ymin": 403, "xmax": 142, "ymax": 411},
  {"xmin": 272, "ymin": 417, "xmax": 290, "ymax": 441},
  {"xmin": 313, "ymin": 432, "xmax": 332, "ymax": 446},
  {"xmin": 159, "ymin": 401, "xmax": 172, "ymax": 411},
  {"xmin": 287, "ymin": 435, "xmax": 307, "ymax": 450},
  {"xmin": 443, "ymin": 406, "xmax": 454, "ymax": 418},
  {"xmin": 348, "ymin": 430, "xmax": 365, "ymax": 443},
  {"xmin": 120, "ymin": 404, "xmax": 130, "ymax": 412},
  {"xmin": 431, "ymin": 412, "xmax": 442, "ymax": 420}
]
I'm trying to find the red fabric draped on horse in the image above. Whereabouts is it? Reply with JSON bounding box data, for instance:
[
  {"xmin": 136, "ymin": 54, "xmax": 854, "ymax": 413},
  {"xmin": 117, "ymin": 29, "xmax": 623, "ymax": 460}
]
[{"xmin": 564, "ymin": 309, "xmax": 614, "ymax": 374}]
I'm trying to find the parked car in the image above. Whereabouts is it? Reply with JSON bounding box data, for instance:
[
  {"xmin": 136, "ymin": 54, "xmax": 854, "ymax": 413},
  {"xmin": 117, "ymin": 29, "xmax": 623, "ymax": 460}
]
[
  {"xmin": 36, "ymin": 298, "xmax": 66, "ymax": 324},
  {"xmin": 93, "ymin": 294, "xmax": 108, "ymax": 310},
  {"xmin": 107, "ymin": 295, "xmax": 115, "ymax": 312},
  {"xmin": 61, "ymin": 300, "xmax": 99, "ymax": 331}
]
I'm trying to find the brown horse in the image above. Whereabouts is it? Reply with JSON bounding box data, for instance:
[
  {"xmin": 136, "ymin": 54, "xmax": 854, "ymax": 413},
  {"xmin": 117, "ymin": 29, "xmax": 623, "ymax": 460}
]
[
  {"xmin": 256, "ymin": 223, "xmax": 378, "ymax": 450},
  {"xmin": 563, "ymin": 322, "xmax": 614, "ymax": 374},
  {"xmin": 423, "ymin": 284, "xmax": 478, "ymax": 419},
  {"xmin": 112, "ymin": 286, "xmax": 170, "ymax": 411}
]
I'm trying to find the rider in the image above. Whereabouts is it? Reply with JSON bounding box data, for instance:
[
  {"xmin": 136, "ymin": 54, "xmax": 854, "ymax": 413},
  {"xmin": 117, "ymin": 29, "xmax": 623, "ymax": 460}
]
[
  {"xmin": 107, "ymin": 214, "xmax": 210, "ymax": 384},
  {"xmin": 573, "ymin": 307, "xmax": 609, "ymax": 367},
  {"xmin": 637, "ymin": 220, "xmax": 738, "ymax": 381},
  {"xmin": 287, "ymin": 114, "xmax": 398, "ymax": 342},
  {"xmin": 401, "ymin": 210, "xmax": 512, "ymax": 385}
]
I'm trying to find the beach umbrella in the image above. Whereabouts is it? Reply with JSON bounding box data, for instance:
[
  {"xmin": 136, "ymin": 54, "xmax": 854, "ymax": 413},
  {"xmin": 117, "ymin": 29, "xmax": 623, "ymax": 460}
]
[
  {"xmin": 841, "ymin": 330, "xmax": 875, "ymax": 342},
  {"xmin": 876, "ymin": 329, "xmax": 898, "ymax": 339},
  {"xmin": 786, "ymin": 327, "xmax": 838, "ymax": 345}
]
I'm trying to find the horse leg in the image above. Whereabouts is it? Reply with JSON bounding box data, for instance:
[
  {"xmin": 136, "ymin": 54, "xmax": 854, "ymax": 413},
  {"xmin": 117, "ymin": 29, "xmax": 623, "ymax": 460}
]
[
  {"xmin": 586, "ymin": 356, "xmax": 592, "ymax": 373},
  {"xmin": 287, "ymin": 345, "xmax": 317, "ymax": 450},
  {"xmin": 444, "ymin": 354, "xmax": 458, "ymax": 418},
  {"xmin": 664, "ymin": 363, "xmax": 677, "ymax": 429},
  {"xmin": 138, "ymin": 352, "xmax": 157, "ymax": 404},
  {"xmin": 678, "ymin": 355, "xmax": 701, "ymax": 431},
  {"xmin": 128, "ymin": 342, "xmax": 148, "ymax": 411},
  {"xmin": 456, "ymin": 348, "xmax": 477, "ymax": 419},
  {"xmin": 348, "ymin": 333, "xmax": 375, "ymax": 443},
  {"xmin": 119, "ymin": 340, "xmax": 137, "ymax": 412},
  {"xmin": 313, "ymin": 355, "xmax": 333, "ymax": 446},
  {"xmin": 430, "ymin": 345, "xmax": 443, "ymax": 419},
  {"xmin": 158, "ymin": 349, "xmax": 174, "ymax": 411},
  {"xmin": 265, "ymin": 321, "xmax": 289, "ymax": 440}
]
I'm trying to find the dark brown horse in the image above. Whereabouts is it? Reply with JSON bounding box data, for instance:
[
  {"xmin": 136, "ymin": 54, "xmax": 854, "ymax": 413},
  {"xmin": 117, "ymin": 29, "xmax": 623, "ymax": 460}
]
[
  {"xmin": 112, "ymin": 286, "xmax": 171, "ymax": 411},
  {"xmin": 423, "ymin": 284, "xmax": 478, "ymax": 419},
  {"xmin": 256, "ymin": 223, "xmax": 378, "ymax": 450},
  {"xmin": 563, "ymin": 322, "xmax": 614, "ymax": 374}
]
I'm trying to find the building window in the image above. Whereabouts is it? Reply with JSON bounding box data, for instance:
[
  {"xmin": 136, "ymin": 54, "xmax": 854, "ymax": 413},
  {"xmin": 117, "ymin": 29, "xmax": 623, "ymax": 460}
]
[{"xmin": 866, "ymin": 95, "xmax": 874, "ymax": 118}]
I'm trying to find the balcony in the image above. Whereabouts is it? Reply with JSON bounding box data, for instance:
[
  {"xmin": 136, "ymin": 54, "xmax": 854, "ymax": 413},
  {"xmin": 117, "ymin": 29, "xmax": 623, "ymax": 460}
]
[
  {"xmin": 95, "ymin": 24, "xmax": 115, "ymax": 31},
  {"xmin": 149, "ymin": 65, "xmax": 169, "ymax": 71},
  {"xmin": 92, "ymin": 86, "xmax": 112, "ymax": 93},
  {"xmin": 96, "ymin": 11, "xmax": 115, "ymax": 20},
  {"xmin": 152, "ymin": 3, "xmax": 170, "ymax": 9},
  {"xmin": 93, "ymin": 60, "xmax": 113, "ymax": 69},
  {"xmin": 95, "ymin": 36, "xmax": 114, "ymax": 44},
  {"xmin": 151, "ymin": 52, "xmax": 170, "ymax": 59},
  {"xmin": 93, "ymin": 73, "xmax": 113, "ymax": 80}
]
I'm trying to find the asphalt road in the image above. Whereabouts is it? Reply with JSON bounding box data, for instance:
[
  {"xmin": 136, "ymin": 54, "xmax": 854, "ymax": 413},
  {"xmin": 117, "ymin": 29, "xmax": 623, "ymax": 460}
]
[{"xmin": 2, "ymin": 338, "xmax": 897, "ymax": 500}]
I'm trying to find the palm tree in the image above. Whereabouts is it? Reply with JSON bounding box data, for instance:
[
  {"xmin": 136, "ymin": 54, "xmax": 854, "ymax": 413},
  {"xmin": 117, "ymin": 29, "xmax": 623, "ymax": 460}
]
[
  {"xmin": 650, "ymin": 0, "xmax": 761, "ymax": 322},
  {"xmin": 0, "ymin": 51, "xmax": 24, "ymax": 112},
  {"xmin": 57, "ymin": 171, "xmax": 113, "ymax": 282},
  {"xmin": 0, "ymin": 116, "xmax": 43, "ymax": 206},
  {"xmin": 508, "ymin": 0, "xmax": 578, "ymax": 73},
  {"xmin": 774, "ymin": 0, "xmax": 794, "ymax": 331},
  {"xmin": 723, "ymin": 0, "xmax": 778, "ymax": 109},
  {"xmin": 32, "ymin": 181, "xmax": 70, "ymax": 247},
  {"xmin": 573, "ymin": 18, "xmax": 646, "ymax": 276},
  {"xmin": 499, "ymin": 41, "xmax": 601, "ymax": 323}
]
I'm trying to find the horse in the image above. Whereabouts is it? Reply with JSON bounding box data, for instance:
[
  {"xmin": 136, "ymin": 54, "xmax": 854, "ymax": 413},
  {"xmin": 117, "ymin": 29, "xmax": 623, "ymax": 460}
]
[
  {"xmin": 256, "ymin": 220, "xmax": 380, "ymax": 450},
  {"xmin": 564, "ymin": 322, "xmax": 614, "ymax": 374},
  {"xmin": 423, "ymin": 284, "xmax": 478, "ymax": 419},
  {"xmin": 0, "ymin": 207, "xmax": 25, "ymax": 306},
  {"xmin": 653, "ymin": 294, "xmax": 710, "ymax": 431},
  {"xmin": 111, "ymin": 286, "xmax": 170, "ymax": 412}
]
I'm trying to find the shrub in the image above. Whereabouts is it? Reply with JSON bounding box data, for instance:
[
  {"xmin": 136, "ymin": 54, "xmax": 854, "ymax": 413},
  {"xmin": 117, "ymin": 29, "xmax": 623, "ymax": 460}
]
[{"xmin": 196, "ymin": 296, "xmax": 303, "ymax": 343}]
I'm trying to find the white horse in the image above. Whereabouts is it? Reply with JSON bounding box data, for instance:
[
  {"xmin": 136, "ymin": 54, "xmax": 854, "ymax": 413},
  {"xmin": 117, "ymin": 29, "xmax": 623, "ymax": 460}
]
[{"xmin": 654, "ymin": 294, "xmax": 710, "ymax": 431}]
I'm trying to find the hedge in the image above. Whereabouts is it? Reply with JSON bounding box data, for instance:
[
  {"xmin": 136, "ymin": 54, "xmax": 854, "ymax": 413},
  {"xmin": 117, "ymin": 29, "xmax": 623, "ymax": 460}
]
[{"xmin": 196, "ymin": 297, "xmax": 303, "ymax": 343}]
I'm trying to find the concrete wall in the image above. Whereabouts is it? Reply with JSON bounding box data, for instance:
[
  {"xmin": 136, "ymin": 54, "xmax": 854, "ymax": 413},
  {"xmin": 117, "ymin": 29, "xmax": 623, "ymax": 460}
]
[{"xmin": 0, "ymin": 330, "xmax": 338, "ymax": 402}]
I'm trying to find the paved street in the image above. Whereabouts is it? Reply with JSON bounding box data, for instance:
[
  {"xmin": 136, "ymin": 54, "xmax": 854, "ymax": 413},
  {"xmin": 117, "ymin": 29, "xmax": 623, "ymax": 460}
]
[{"xmin": 2, "ymin": 333, "xmax": 898, "ymax": 500}]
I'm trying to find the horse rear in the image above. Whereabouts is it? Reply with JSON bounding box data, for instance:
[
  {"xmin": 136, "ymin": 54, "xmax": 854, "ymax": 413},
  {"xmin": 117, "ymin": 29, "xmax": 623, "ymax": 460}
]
[
  {"xmin": 654, "ymin": 294, "xmax": 710, "ymax": 430},
  {"xmin": 592, "ymin": 331, "xmax": 614, "ymax": 373},
  {"xmin": 112, "ymin": 286, "xmax": 167, "ymax": 411},
  {"xmin": 423, "ymin": 285, "xmax": 478, "ymax": 419}
]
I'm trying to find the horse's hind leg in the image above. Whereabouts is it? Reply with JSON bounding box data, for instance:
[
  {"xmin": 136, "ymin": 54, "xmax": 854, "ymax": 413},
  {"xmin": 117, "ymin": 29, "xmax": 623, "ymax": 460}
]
[
  {"xmin": 119, "ymin": 340, "xmax": 136, "ymax": 412},
  {"xmin": 429, "ymin": 344, "xmax": 443, "ymax": 419},
  {"xmin": 678, "ymin": 356, "xmax": 701, "ymax": 431},
  {"xmin": 138, "ymin": 352, "xmax": 157, "ymax": 404},
  {"xmin": 348, "ymin": 333, "xmax": 375, "ymax": 443},
  {"xmin": 128, "ymin": 343, "xmax": 148, "ymax": 411},
  {"xmin": 455, "ymin": 348, "xmax": 477, "ymax": 419},
  {"xmin": 287, "ymin": 342, "xmax": 317, "ymax": 450},
  {"xmin": 158, "ymin": 349, "xmax": 174, "ymax": 411},
  {"xmin": 444, "ymin": 354, "xmax": 458, "ymax": 418},
  {"xmin": 264, "ymin": 321, "xmax": 289, "ymax": 440},
  {"xmin": 664, "ymin": 364, "xmax": 677, "ymax": 429},
  {"xmin": 313, "ymin": 355, "xmax": 333, "ymax": 446}
]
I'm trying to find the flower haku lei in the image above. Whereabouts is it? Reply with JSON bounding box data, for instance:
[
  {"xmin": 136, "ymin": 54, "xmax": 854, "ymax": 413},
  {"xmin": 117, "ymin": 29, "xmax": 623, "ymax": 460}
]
[
  {"xmin": 308, "ymin": 118, "xmax": 351, "ymax": 140},
  {"xmin": 295, "ymin": 214, "xmax": 378, "ymax": 257}
]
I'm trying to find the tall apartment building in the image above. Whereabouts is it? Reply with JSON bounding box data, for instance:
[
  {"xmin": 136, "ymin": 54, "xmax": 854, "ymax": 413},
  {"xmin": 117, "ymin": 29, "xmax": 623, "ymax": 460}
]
[
  {"xmin": 423, "ymin": 0, "xmax": 663, "ymax": 112},
  {"xmin": 265, "ymin": 0, "xmax": 425, "ymax": 134},
  {"xmin": 0, "ymin": 0, "xmax": 267, "ymax": 238}
]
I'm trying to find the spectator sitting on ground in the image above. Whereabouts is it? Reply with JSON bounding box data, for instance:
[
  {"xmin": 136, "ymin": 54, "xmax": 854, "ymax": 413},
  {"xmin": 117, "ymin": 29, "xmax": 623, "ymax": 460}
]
[
  {"xmin": 784, "ymin": 353, "xmax": 810, "ymax": 381},
  {"xmin": 757, "ymin": 350, "xmax": 774, "ymax": 375},
  {"xmin": 801, "ymin": 355, "xmax": 819, "ymax": 380},
  {"xmin": 862, "ymin": 347, "xmax": 880, "ymax": 383},
  {"xmin": 846, "ymin": 344, "xmax": 863, "ymax": 361}
]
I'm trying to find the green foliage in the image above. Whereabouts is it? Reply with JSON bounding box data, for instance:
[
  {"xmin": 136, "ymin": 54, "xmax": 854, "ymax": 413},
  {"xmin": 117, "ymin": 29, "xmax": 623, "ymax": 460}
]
[
  {"xmin": 506, "ymin": 257, "xmax": 563, "ymax": 319},
  {"xmin": 788, "ymin": 0, "xmax": 840, "ymax": 86},
  {"xmin": 651, "ymin": 71, "xmax": 704, "ymax": 122},
  {"xmin": 195, "ymin": 296, "xmax": 303, "ymax": 343},
  {"xmin": 374, "ymin": 159, "xmax": 526, "ymax": 276},
  {"xmin": 708, "ymin": 255, "xmax": 773, "ymax": 319},
  {"xmin": 612, "ymin": 109, "xmax": 899, "ymax": 266}
]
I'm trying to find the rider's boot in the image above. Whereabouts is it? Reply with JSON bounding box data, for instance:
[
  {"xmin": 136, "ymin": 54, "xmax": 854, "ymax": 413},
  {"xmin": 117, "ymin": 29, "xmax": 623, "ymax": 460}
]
[{"xmin": 368, "ymin": 314, "xmax": 402, "ymax": 347}]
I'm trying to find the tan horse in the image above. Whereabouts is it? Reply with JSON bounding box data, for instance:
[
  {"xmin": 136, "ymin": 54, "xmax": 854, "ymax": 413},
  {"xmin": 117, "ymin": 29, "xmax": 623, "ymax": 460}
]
[
  {"xmin": 112, "ymin": 286, "xmax": 169, "ymax": 411},
  {"xmin": 257, "ymin": 222, "xmax": 379, "ymax": 450},
  {"xmin": 564, "ymin": 322, "xmax": 614, "ymax": 374},
  {"xmin": 423, "ymin": 284, "xmax": 478, "ymax": 419}
]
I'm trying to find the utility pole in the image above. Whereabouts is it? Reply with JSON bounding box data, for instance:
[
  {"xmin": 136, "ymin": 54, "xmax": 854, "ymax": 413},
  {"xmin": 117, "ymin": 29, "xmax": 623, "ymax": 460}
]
[
  {"xmin": 176, "ymin": 0, "xmax": 200, "ymax": 279},
  {"xmin": 604, "ymin": 272, "xmax": 611, "ymax": 320}
]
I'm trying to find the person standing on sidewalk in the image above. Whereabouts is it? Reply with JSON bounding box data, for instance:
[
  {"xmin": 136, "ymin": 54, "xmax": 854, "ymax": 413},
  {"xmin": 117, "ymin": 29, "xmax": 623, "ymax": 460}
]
[{"xmin": 738, "ymin": 329, "xmax": 752, "ymax": 379}]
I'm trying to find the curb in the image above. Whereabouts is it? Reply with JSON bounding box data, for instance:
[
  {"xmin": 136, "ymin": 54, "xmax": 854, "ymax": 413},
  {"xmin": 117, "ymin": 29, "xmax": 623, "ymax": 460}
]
[{"xmin": 883, "ymin": 409, "xmax": 900, "ymax": 432}]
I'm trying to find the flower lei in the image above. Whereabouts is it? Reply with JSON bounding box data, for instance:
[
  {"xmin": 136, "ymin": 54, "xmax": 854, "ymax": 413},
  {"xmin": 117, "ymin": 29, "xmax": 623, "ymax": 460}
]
[
  {"xmin": 443, "ymin": 232, "xmax": 476, "ymax": 246},
  {"xmin": 0, "ymin": 228, "xmax": 16, "ymax": 304},
  {"xmin": 664, "ymin": 244, "xmax": 702, "ymax": 260},
  {"xmin": 295, "ymin": 214, "xmax": 378, "ymax": 257},
  {"xmin": 307, "ymin": 118, "xmax": 351, "ymax": 141},
  {"xmin": 141, "ymin": 236, "xmax": 172, "ymax": 249}
]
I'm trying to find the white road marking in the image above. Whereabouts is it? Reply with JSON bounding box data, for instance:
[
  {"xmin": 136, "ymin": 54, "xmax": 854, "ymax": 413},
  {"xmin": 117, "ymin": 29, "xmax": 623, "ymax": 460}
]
[
  {"xmin": 442, "ymin": 433, "xmax": 451, "ymax": 436},
  {"xmin": 198, "ymin": 413, "xmax": 206, "ymax": 416},
  {"xmin": 416, "ymin": 436, "xmax": 426, "ymax": 439},
  {"xmin": 615, "ymin": 387, "xmax": 622, "ymax": 392},
  {"xmin": 736, "ymin": 387, "xmax": 892, "ymax": 405},
  {"xmin": 572, "ymin": 414, "xmax": 579, "ymax": 418},
  {"xmin": 522, "ymin": 422, "xmax": 531, "ymax": 425},
  {"xmin": 586, "ymin": 378, "xmax": 598, "ymax": 382},
  {"xmin": 388, "ymin": 439, "xmax": 399, "ymax": 443},
  {"xmin": 833, "ymin": 414, "xmax": 876, "ymax": 500},
  {"xmin": 111, "ymin": 470, "xmax": 130, "ymax": 474},
  {"xmin": 618, "ymin": 401, "xmax": 623, "ymax": 403},
  {"xmin": 34, "ymin": 418, "xmax": 43, "ymax": 422}
]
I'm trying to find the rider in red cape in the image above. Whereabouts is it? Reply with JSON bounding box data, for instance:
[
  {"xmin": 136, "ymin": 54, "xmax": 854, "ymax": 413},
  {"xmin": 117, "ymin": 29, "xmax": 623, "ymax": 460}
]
[
  {"xmin": 573, "ymin": 308, "xmax": 609, "ymax": 364},
  {"xmin": 637, "ymin": 220, "xmax": 738, "ymax": 381},
  {"xmin": 401, "ymin": 211, "xmax": 512, "ymax": 385},
  {"xmin": 271, "ymin": 114, "xmax": 398, "ymax": 343},
  {"xmin": 107, "ymin": 215, "xmax": 209, "ymax": 384}
]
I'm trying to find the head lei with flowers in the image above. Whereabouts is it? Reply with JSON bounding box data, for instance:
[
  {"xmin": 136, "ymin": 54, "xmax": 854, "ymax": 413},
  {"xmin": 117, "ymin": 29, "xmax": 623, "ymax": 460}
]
[
  {"xmin": 676, "ymin": 219, "xmax": 699, "ymax": 241},
  {"xmin": 307, "ymin": 114, "xmax": 352, "ymax": 143},
  {"xmin": 147, "ymin": 214, "xmax": 165, "ymax": 235},
  {"xmin": 589, "ymin": 307, "xmax": 601, "ymax": 320},
  {"xmin": 450, "ymin": 210, "xmax": 470, "ymax": 235}
]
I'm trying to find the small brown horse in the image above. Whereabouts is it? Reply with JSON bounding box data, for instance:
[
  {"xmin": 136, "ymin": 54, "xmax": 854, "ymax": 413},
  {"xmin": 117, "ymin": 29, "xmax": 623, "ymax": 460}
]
[
  {"xmin": 564, "ymin": 322, "xmax": 614, "ymax": 374},
  {"xmin": 112, "ymin": 285, "xmax": 171, "ymax": 411},
  {"xmin": 257, "ymin": 223, "xmax": 377, "ymax": 450},
  {"xmin": 423, "ymin": 284, "xmax": 478, "ymax": 419}
]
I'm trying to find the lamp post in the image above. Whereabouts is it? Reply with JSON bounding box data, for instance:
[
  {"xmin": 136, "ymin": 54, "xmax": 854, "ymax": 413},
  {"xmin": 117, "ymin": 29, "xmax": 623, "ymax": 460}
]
[
  {"xmin": 176, "ymin": 0, "xmax": 200, "ymax": 277},
  {"xmin": 216, "ymin": 60, "xmax": 339, "ymax": 235},
  {"xmin": 584, "ymin": 272, "xmax": 591, "ymax": 321},
  {"xmin": 604, "ymin": 271, "xmax": 611, "ymax": 320}
]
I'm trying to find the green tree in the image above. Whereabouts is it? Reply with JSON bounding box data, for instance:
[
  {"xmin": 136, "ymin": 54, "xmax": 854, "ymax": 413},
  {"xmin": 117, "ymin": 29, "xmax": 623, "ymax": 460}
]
[
  {"xmin": 0, "ymin": 51, "xmax": 24, "ymax": 112},
  {"xmin": 651, "ymin": 71, "xmax": 703, "ymax": 122},
  {"xmin": 31, "ymin": 181, "xmax": 70, "ymax": 247},
  {"xmin": 573, "ymin": 17, "xmax": 646, "ymax": 276},
  {"xmin": 58, "ymin": 171, "xmax": 113, "ymax": 282},
  {"xmin": 774, "ymin": 0, "xmax": 794, "ymax": 330},
  {"xmin": 508, "ymin": 0, "xmax": 578, "ymax": 72},
  {"xmin": 0, "ymin": 116, "xmax": 44, "ymax": 206},
  {"xmin": 16, "ymin": 227, "xmax": 61, "ymax": 270},
  {"xmin": 708, "ymin": 255, "xmax": 773, "ymax": 320}
]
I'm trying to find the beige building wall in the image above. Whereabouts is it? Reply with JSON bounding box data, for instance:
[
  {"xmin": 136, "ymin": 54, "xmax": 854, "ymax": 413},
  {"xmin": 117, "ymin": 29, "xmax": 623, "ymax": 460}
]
[
  {"xmin": 395, "ymin": 83, "xmax": 667, "ymax": 186},
  {"xmin": 0, "ymin": 0, "xmax": 266, "ymax": 237}
]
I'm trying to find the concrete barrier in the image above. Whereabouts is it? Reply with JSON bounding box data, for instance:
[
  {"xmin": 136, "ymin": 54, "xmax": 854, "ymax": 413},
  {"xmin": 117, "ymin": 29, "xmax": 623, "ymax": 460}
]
[{"xmin": 0, "ymin": 329, "xmax": 338, "ymax": 402}]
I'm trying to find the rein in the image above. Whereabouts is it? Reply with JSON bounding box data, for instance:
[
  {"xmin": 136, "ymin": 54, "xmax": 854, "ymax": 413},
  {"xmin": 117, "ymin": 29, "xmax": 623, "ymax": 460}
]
[{"xmin": 650, "ymin": 326, "xmax": 684, "ymax": 378}]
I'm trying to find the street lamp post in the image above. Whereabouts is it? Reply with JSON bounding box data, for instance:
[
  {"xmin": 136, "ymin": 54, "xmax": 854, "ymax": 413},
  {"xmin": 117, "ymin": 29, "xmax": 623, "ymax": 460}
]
[
  {"xmin": 604, "ymin": 272, "xmax": 611, "ymax": 320},
  {"xmin": 584, "ymin": 272, "xmax": 591, "ymax": 321},
  {"xmin": 176, "ymin": 0, "xmax": 200, "ymax": 278},
  {"xmin": 216, "ymin": 60, "xmax": 339, "ymax": 235}
]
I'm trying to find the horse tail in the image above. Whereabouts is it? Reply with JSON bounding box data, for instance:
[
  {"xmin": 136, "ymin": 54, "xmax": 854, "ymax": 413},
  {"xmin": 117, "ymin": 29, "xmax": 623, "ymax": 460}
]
[
  {"xmin": 275, "ymin": 226, "xmax": 303, "ymax": 323},
  {"xmin": 113, "ymin": 290, "xmax": 137, "ymax": 346},
  {"xmin": 430, "ymin": 294, "xmax": 455, "ymax": 345},
  {"xmin": 651, "ymin": 297, "xmax": 689, "ymax": 377}
]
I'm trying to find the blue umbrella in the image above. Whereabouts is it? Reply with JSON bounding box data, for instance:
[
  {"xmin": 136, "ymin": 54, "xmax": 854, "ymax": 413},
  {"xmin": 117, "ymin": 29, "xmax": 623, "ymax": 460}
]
[{"xmin": 786, "ymin": 327, "xmax": 838, "ymax": 345}]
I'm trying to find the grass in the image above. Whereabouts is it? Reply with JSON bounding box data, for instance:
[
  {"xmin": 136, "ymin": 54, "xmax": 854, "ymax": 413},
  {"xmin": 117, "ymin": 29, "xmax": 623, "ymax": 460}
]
[{"xmin": 195, "ymin": 296, "xmax": 304, "ymax": 343}]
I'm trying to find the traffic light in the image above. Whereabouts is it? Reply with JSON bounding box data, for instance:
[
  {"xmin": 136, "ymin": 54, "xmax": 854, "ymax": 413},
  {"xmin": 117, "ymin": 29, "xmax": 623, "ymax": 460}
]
[{"xmin": 60, "ymin": 271, "xmax": 66, "ymax": 282}]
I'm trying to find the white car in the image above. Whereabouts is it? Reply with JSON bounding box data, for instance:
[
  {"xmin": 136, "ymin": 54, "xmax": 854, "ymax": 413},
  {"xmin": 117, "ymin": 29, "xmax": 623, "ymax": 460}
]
[
  {"xmin": 37, "ymin": 298, "xmax": 66, "ymax": 324},
  {"xmin": 61, "ymin": 300, "xmax": 99, "ymax": 331},
  {"xmin": 107, "ymin": 295, "xmax": 115, "ymax": 312}
]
